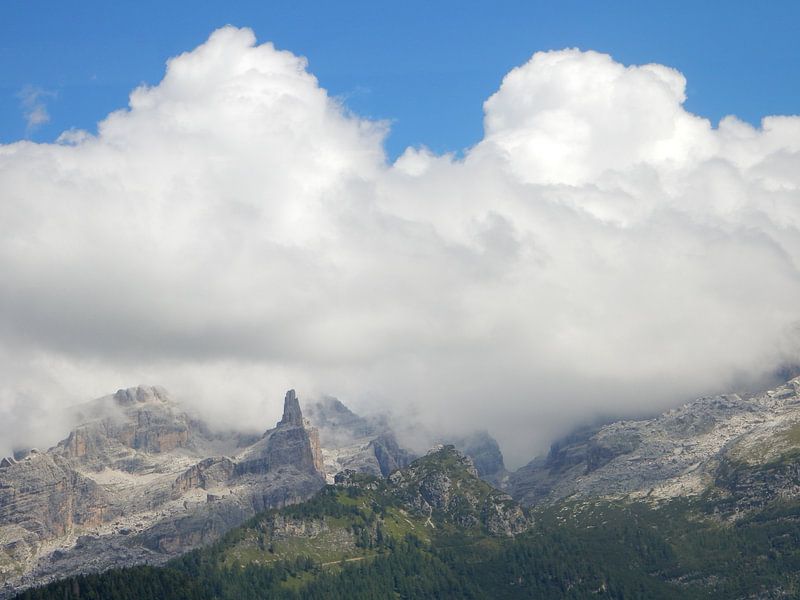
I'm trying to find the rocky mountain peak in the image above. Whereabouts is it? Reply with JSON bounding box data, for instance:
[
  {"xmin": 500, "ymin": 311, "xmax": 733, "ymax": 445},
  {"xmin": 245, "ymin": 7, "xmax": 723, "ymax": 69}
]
[
  {"xmin": 508, "ymin": 374, "xmax": 800, "ymax": 508},
  {"xmin": 301, "ymin": 396, "xmax": 412, "ymax": 480},
  {"xmin": 236, "ymin": 390, "xmax": 325, "ymax": 478},
  {"xmin": 304, "ymin": 396, "xmax": 371, "ymax": 430},
  {"xmin": 113, "ymin": 386, "xmax": 169, "ymax": 406},
  {"xmin": 387, "ymin": 445, "xmax": 530, "ymax": 536},
  {"xmin": 0, "ymin": 386, "xmax": 331, "ymax": 598},
  {"xmin": 449, "ymin": 430, "xmax": 507, "ymax": 487},
  {"xmin": 278, "ymin": 389, "xmax": 303, "ymax": 428}
]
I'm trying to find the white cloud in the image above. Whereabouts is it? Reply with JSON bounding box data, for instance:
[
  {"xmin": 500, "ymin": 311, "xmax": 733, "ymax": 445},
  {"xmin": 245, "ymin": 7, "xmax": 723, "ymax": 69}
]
[
  {"xmin": 17, "ymin": 85, "xmax": 55, "ymax": 133},
  {"xmin": 0, "ymin": 27, "xmax": 798, "ymax": 465},
  {"xmin": 476, "ymin": 50, "xmax": 718, "ymax": 186}
]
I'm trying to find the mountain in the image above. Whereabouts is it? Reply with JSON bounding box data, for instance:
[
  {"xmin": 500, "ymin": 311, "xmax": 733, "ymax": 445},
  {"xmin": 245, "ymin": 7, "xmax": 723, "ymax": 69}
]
[
  {"xmin": 0, "ymin": 387, "xmax": 325, "ymax": 598},
  {"xmin": 302, "ymin": 396, "xmax": 506, "ymax": 486},
  {"xmin": 19, "ymin": 436, "xmax": 800, "ymax": 598},
  {"xmin": 12, "ymin": 446, "xmax": 536, "ymax": 600},
  {"xmin": 448, "ymin": 430, "xmax": 508, "ymax": 488},
  {"xmin": 0, "ymin": 386, "xmax": 436, "ymax": 598},
  {"xmin": 509, "ymin": 376, "xmax": 800, "ymax": 512},
  {"xmin": 302, "ymin": 396, "xmax": 415, "ymax": 480},
  {"xmin": 11, "ymin": 376, "xmax": 800, "ymax": 598}
]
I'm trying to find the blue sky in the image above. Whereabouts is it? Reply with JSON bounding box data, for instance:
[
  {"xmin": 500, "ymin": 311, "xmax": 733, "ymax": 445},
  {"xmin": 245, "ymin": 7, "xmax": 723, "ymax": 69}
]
[{"xmin": 1, "ymin": 0, "xmax": 798, "ymax": 158}]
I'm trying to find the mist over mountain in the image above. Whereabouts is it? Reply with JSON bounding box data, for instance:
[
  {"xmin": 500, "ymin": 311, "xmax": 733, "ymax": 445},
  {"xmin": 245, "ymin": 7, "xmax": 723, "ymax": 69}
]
[{"xmin": 13, "ymin": 376, "xmax": 800, "ymax": 599}]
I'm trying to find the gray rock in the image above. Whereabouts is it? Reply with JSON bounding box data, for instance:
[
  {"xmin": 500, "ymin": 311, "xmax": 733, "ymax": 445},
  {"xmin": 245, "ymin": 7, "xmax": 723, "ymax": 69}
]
[
  {"xmin": 277, "ymin": 390, "xmax": 303, "ymax": 428},
  {"xmin": 386, "ymin": 446, "xmax": 530, "ymax": 536},
  {"xmin": 303, "ymin": 396, "xmax": 415, "ymax": 481},
  {"xmin": 449, "ymin": 430, "xmax": 508, "ymax": 487},
  {"xmin": 0, "ymin": 387, "xmax": 326, "ymax": 599},
  {"xmin": 235, "ymin": 390, "xmax": 324, "ymax": 476},
  {"xmin": 369, "ymin": 433, "xmax": 414, "ymax": 476},
  {"xmin": 509, "ymin": 377, "xmax": 800, "ymax": 508}
]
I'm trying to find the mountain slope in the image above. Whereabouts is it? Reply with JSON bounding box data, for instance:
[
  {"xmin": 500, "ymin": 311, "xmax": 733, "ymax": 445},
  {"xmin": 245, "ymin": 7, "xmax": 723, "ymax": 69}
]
[
  {"xmin": 11, "ymin": 377, "xmax": 800, "ymax": 598},
  {"xmin": 510, "ymin": 376, "xmax": 800, "ymax": 511},
  {"xmin": 20, "ymin": 442, "xmax": 800, "ymax": 599},
  {"xmin": 13, "ymin": 447, "xmax": 538, "ymax": 599},
  {"xmin": 0, "ymin": 386, "xmax": 435, "ymax": 598},
  {"xmin": 303, "ymin": 396, "xmax": 414, "ymax": 481},
  {"xmin": 0, "ymin": 388, "xmax": 325, "ymax": 598}
]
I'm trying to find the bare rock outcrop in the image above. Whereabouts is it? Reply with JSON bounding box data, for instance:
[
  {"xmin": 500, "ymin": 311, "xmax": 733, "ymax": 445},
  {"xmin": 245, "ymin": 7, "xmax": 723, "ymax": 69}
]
[
  {"xmin": 449, "ymin": 430, "xmax": 508, "ymax": 488},
  {"xmin": 277, "ymin": 390, "xmax": 304, "ymax": 427},
  {"xmin": 0, "ymin": 387, "xmax": 326, "ymax": 599},
  {"xmin": 388, "ymin": 446, "xmax": 530, "ymax": 536},
  {"xmin": 0, "ymin": 453, "xmax": 108, "ymax": 540},
  {"xmin": 171, "ymin": 457, "xmax": 236, "ymax": 499},
  {"xmin": 508, "ymin": 376, "xmax": 800, "ymax": 510},
  {"xmin": 235, "ymin": 390, "xmax": 325, "ymax": 477},
  {"xmin": 58, "ymin": 386, "xmax": 197, "ymax": 467},
  {"xmin": 303, "ymin": 396, "xmax": 414, "ymax": 481}
]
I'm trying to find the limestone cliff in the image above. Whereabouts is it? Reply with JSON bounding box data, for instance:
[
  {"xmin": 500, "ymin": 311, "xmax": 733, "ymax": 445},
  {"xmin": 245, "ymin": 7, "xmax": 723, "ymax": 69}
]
[
  {"xmin": 277, "ymin": 390, "xmax": 303, "ymax": 427},
  {"xmin": 0, "ymin": 387, "xmax": 325, "ymax": 599},
  {"xmin": 235, "ymin": 390, "xmax": 325, "ymax": 477},
  {"xmin": 449, "ymin": 430, "xmax": 508, "ymax": 488},
  {"xmin": 303, "ymin": 396, "xmax": 414, "ymax": 481},
  {"xmin": 508, "ymin": 376, "xmax": 800, "ymax": 512}
]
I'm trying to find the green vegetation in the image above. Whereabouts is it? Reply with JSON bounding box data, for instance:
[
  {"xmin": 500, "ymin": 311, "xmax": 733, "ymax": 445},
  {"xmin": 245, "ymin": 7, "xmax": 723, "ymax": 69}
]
[{"xmin": 16, "ymin": 448, "xmax": 800, "ymax": 599}]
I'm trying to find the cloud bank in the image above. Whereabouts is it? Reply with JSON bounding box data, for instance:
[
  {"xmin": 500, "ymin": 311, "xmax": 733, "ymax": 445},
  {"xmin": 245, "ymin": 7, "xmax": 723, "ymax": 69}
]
[{"xmin": 1, "ymin": 27, "xmax": 798, "ymax": 465}]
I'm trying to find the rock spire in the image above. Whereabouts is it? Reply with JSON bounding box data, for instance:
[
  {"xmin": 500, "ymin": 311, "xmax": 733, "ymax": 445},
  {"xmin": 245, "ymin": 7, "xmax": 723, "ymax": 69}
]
[{"xmin": 278, "ymin": 389, "xmax": 304, "ymax": 427}]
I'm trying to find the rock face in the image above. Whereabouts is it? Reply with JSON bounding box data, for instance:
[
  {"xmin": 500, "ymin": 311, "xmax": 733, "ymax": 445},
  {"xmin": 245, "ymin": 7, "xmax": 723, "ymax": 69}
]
[
  {"xmin": 0, "ymin": 453, "xmax": 107, "ymax": 541},
  {"xmin": 449, "ymin": 431, "xmax": 508, "ymax": 488},
  {"xmin": 388, "ymin": 446, "xmax": 530, "ymax": 536},
  {"xmin": 1, "ymin": 386, "xmax": 515, "ymax": 598},
  {"xmin": 0, "ymin": 386, "xmax": 325, "ymax": 599},
  {"xmin": 332, "ymin": 445, "xmax": 530, "ymax": 538},
  {"xmin": 275, "ymin": 390, "xmax": 324, "ymax": 474},
  {"xmin": 303, "ymin": 396, "xmax": 414, "ymax": 481},
  {"xmin": 509, "ymin": 377, "xmax": 800, "ymax": 510},
  {"xmin": 59, "ymin": 391, "xmax": 192, "ymax": 466},
  {"xmin": 236, "ymin": 390, "xmax": 325, "ymax": 476},
  {"xmin": 277, "ymin": 390, "xmax": 304, "ymax": 427},
  {"xmin": 171, "ymin": 457, "xmax": 236, "ymax": 499},
  {"xmin": 369, "ymin": 433, "xmax": 414, "ymax": 477}
]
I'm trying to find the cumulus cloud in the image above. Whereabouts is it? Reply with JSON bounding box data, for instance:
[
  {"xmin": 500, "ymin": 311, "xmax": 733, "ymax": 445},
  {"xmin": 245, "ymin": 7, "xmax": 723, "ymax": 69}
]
[{"xmin": 0, "ymin": 27, "xmax": 798, "ymax": 465}]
